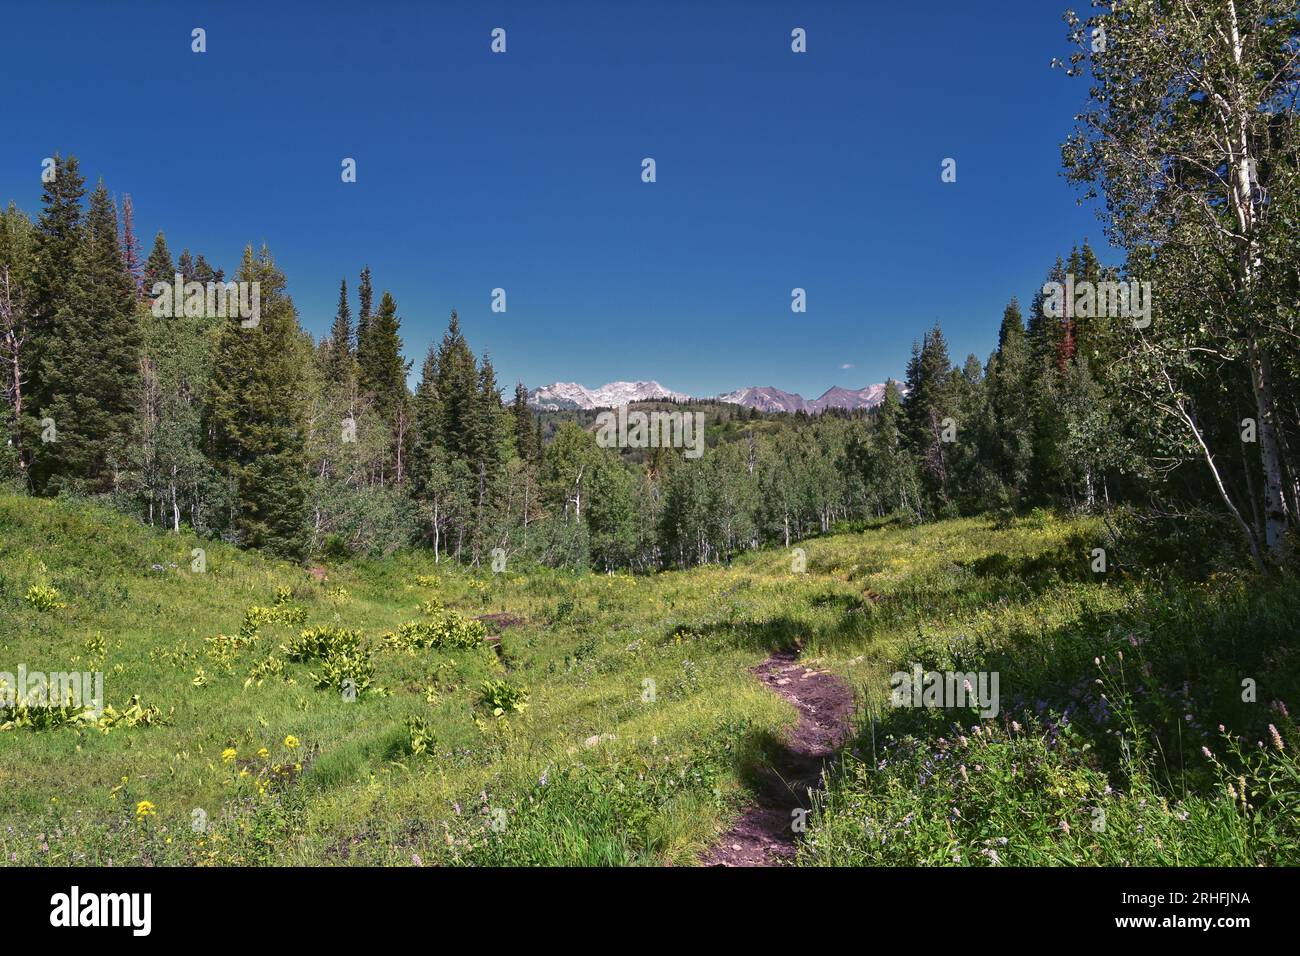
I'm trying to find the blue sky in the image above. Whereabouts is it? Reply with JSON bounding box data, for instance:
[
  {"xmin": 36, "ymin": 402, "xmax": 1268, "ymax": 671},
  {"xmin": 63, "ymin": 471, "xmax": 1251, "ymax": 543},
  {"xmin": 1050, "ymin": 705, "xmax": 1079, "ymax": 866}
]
[{"xmin": 2, "ymin": 0, "xmax": 1113, "ymax": 398}]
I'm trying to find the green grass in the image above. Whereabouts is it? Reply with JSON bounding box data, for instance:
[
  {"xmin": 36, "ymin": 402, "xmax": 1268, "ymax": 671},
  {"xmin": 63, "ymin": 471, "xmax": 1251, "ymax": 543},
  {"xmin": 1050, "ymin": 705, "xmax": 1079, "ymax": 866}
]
[{"xmin": 0, "ymin": 493, "xmax": 1295, "ymax": 866}]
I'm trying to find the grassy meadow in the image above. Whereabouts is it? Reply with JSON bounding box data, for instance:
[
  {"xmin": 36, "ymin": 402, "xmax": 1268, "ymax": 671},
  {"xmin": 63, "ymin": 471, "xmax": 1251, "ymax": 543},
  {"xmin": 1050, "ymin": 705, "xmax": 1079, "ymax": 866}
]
[{"xmin": 1, "ymin": 492, "xmax": 1296, "ymax": 866}]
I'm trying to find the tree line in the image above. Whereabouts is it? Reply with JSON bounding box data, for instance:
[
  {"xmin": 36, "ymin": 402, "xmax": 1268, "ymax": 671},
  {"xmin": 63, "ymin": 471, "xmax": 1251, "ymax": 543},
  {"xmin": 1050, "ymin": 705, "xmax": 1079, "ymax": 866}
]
[{"xmin": 1, "ymin": 0, "xmax": 1296, "ymax": 574}]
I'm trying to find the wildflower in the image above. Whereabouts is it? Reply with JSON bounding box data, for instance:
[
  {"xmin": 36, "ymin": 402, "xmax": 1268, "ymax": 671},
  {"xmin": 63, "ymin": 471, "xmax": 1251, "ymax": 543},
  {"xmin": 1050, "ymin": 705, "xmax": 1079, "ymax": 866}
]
[
  {"xmin": 256, "ymin": 747, "xmax": 269, "ymax": 759},
  {"xmin": 1201, "ymin": 746, "xmax": 1213, "ymax": 760},
  {"xmin": 1276, "ymin": 701, "xmax": 1290, "ymax": 719},
  {"xmin": 135, "ymin": 800, "xmax": 156, "ymax": 820},
  {"xmin": 1010, "ymin": 721, "xmax": 1021, "ymax": 734},
  {"xmin": 1058, "ymin": 819, "xmax": 1070, "ymax": 835},
  {"xmin": 284, "ymin": 735, "xmax": 300, "ymax": 749},
  {"xmin": 1269, "ymin": 724, "xmax": 1285, "ymax": 752},
  {"xmin": 412, "ymin": 853, "xmax": 423, "ymax": 866},
  {"xmin": 959, "ymin": 765, "xmax": 969, "ymax": 783},
  {"xmin": 221, "ymin": 747, "xmax": 237, "ymax": 764}
]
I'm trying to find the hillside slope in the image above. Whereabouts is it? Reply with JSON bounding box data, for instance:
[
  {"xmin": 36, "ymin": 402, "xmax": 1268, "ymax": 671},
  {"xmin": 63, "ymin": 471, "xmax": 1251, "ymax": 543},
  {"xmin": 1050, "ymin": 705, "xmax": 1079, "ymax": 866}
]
[{"xmin": 1, "ymin": 494, "xmax": 1295, "ymax": 865}]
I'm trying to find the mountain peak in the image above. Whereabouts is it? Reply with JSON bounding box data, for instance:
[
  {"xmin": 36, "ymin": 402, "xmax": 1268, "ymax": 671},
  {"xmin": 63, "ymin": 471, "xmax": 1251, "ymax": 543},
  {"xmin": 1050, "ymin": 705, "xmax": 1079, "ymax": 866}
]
[{"xmin": 528, "ymin": 379, "xmax": 896, "ymax": 413}]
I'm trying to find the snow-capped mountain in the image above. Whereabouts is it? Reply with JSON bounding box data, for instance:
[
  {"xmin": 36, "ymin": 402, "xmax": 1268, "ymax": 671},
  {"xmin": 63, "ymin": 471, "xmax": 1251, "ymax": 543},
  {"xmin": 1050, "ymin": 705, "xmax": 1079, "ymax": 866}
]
[
  {"xmin": 719, "ymin": 383, "xmax": 895, "ymax": 413},
  {"xmin": 527, "ymin": 381, "xmax": 690, "ymax": 411},
  {"xmin": 528, "ymin": 379, "xmax": 898, "ymax": 413},
  {"xmin": 715, "ymin": 386, "xmax": 809, "ymax": 413},
  {"xmin": 808, "ymin": 384, "xmax": 891, "ymax": 412}
]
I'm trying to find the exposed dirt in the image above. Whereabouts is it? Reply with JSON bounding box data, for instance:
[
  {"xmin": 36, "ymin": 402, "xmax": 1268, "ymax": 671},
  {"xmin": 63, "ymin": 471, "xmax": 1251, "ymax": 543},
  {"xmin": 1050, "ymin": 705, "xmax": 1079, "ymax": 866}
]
[
  {"xmin": 474, "ymin": 613, "xmax": 524, "ymax": 668},
  {"xmin": 701, "ymin": 652, "xmax": 855, "ymax": 867},
  {"xmin": 473, "ymin": 612, "xmax": 525, "ymax": 630}
]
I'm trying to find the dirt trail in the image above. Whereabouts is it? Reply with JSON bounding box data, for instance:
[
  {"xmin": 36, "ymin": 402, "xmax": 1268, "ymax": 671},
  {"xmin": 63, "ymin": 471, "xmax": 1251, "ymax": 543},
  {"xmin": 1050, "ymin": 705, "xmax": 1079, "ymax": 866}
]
[{"xmin": 701, "ymin": 651, "xmax": 855, "ymax": 867}]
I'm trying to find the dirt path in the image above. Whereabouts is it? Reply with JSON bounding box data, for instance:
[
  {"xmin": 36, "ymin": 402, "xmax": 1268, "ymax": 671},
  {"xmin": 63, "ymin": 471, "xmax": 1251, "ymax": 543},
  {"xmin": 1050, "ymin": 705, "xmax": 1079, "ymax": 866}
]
[{"xmin": 701, "ymin": 652, "xmax": 855, "ymax": 867}]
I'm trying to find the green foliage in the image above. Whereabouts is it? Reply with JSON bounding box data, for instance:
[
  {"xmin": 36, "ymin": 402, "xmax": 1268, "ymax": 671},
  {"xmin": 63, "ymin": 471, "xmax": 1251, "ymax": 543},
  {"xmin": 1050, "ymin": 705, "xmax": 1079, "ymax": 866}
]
[
  {"xmin": 205, "ymin": 246, "xmax": 309, "ymax": 559},
  {"xmin": 476, "ymin": 678, "xmax": 529, "ymax": 718},
  {"xmin": 24, "ymin": 583, "xmax": 65, "ymax": 611}
]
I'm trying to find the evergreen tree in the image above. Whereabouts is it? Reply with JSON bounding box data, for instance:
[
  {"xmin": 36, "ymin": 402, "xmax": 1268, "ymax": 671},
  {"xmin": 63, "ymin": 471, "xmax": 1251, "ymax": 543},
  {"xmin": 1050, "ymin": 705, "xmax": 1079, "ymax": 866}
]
[
  {"xmin": 434, "ymin": 310, "xmax": 479, "ymax": 458},
  {"xmin": 142, "ymin": 230, "xmax": 174, "ymax": 293},
  {"xmin": 119, "ymin": 193, "xmax": 142, "ymax": 297},
  {"xmin": 356, "ymin": 290, "xmax": 409, "ymax": 474},
  {"xmin": 192, "ymin": 254, "xmax": 223, "ymax": 285},
  {"xmin": 987, "ymin": 298, "xmax": 1033, "ymax": 495},
  {"xmin": 325, "ymin": 278, "xmax": 354, "ymax": 386},
  {"xmin": 902, "ymin": 321, "xmax": 955, "ymax": 506},
  {"xmin": 26, "ymin": 154, "xmax": 86, "ymax": 430},
  {"xmin": 356, "ymin": 265, "xmax": 373, "ymax": 346},
  {"xmin": 205, "ymin": 245, "xmax": 308, "ymax": 558},
  {"xmin": 36, "ymin": 181, "xmax": 140, "ymax": 493},
  {"xmin": 512, "ymin": 381, "xmax": 534, "ymax": 460}
]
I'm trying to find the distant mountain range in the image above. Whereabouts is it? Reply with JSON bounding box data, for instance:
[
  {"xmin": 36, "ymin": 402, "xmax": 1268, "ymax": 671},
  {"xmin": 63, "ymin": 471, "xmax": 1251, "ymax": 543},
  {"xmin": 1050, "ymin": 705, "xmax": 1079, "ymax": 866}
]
[{"xmin": 527, "ymin": 380, "xmax": 896, "ymax": 413}]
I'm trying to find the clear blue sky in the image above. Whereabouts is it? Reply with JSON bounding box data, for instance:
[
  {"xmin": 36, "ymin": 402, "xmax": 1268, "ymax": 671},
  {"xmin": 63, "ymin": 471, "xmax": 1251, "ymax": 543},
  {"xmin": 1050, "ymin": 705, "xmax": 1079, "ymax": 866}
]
[{"xmin": 2, "ymin": 0, "xmax": 1113, "ymax": 398}]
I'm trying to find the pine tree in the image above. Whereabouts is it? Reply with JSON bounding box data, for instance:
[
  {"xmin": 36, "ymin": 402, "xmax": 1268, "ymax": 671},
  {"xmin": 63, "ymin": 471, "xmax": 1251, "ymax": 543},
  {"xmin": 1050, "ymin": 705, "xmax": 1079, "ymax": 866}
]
[
  {"xmin": 410, "ymin": 342, "xmax": 442, "ymax": 491},
  {"xmin": 356, "ymin": 265, "xmax": 373, "ymax": 347},
  {"xmin": 987, "ymin": 298, "xmax": 1033, "ymax": 493},
  {"xmin": 26, "ymin": 154, "xmax": 86, "ymax": 429},
  {"xmin": 177, "ymin": 249, "xmax": 195, "ymax": 284},
  {"xmin": 357, "ymin": 290, "xmax": 408, "ymax": 432},
  {"xmin": 434, "ymin": 310, "xmax": 479, "ymax": 458},
  {"xmin": 512, "ymin": 381, "xmax": 534, "ymax": 460},
  {"xmin": 325, "ymin": 278, "xmax": 353, "ymax": 386},
  {"xmin": 471, "ymin": 354, "xmax": 506, "ymax": 503},
  {"xmin": 205, "ymin": 245, "xmax": 308, "ymax": 558},
  {"xmin": 36, "ymin": 181, "xmax": 140, "ymax": 494},
  {"xmin": 119, "ymin": 193, "xmax": 142, "ymax": 298},
  {"xmin": 142, "ymin": 231, "xmax": 174, "ymax": 293},
  {"xmin": 902, "ymin": 321, "xmax": 955, "ymax": 507},
  {"xmin": 192, "ymin": 254, "xmax": 223, "ymax": 284}
]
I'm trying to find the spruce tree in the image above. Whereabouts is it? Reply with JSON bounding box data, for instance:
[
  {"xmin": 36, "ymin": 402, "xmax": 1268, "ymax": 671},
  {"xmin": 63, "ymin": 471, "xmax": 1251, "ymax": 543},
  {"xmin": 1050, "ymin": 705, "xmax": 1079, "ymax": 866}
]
[
  {"xmin": 205, "ymin": 245, "xmax": 308, "ymax": 557},
  {"xmin": 357, "ymin": 289, "xmax": 408, "ymax": 431},
  {"xmin": 512, "ymin": 381, "xmax": 534, "ymax": 460},
  {"xmin": 26, "ymin": 154, "xmax": 86, "ymax": 425},
  {"xmin": 325, "ymin": 278, "xmax": 353, "ymax": 386},
  {"xmin": 119, "ymin": 193, "xmax": 142, "ymax": 298},
  {"xmin": 192, "ymin": 254, "xmax": 223, "ymax": 284},
  {"xmin": 36, "ymin": 180, "xmax": 140, "ymax": 494},
  {"xmin": 988, "ymin": 299, "xmax": 1033, "ymax": 493},
  {"xmin": 434, "ymin": 310, "xmax": 479, "ymax": 458},
  {"xmin": 142, "ymin": 231, "xmax": 174, "ymax": 293},
  {"xmin": 356, "ymin": 265, "xmax": 373, "ymax": 347}
]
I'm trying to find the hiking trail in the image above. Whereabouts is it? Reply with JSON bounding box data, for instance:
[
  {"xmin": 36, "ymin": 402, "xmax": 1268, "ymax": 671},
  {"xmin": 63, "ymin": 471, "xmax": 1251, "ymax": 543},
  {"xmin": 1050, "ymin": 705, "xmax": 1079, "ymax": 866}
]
[{"xmin": 701, "ymin": 651, "xmax": 855, "ymax": 867}]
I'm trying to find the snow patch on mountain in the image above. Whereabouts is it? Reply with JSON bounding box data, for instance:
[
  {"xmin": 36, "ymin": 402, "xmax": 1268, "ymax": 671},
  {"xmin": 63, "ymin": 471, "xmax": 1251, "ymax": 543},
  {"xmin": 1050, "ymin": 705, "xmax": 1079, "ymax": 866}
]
[{"xmin": 528, "ymin": 381, "xmax": 690, "ymax": 411}]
